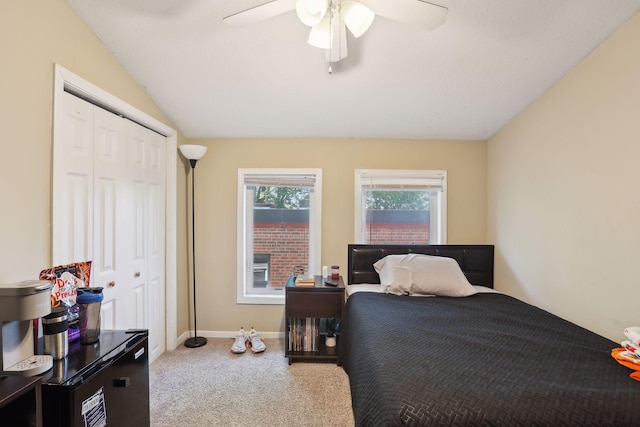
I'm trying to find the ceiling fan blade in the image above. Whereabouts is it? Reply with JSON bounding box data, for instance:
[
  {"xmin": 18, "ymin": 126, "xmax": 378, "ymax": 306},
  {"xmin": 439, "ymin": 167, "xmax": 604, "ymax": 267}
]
[
  {"xmin": 223, "ymin": 0, "xmax": 296, "ymax": 26},
  {"xmin": 359, "ymin": 0, "xmax": 448, "ymax": 30},
  {"xmin": 325, "ymin": 18, "xmax": 348, "ymax": 63}
]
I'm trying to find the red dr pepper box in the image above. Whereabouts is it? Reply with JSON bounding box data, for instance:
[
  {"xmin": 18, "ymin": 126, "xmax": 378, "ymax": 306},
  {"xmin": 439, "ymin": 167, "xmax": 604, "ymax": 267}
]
[{"xmin": 39, "ymin": 261, "xmax": 92, "ymax": 342}]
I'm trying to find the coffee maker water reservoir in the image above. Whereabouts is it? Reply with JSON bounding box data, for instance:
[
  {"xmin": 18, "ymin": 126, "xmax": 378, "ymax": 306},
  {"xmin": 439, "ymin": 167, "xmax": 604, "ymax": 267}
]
[{"xmin": 0, "ymin": 280, "xmax": 53, "ymax": 376}]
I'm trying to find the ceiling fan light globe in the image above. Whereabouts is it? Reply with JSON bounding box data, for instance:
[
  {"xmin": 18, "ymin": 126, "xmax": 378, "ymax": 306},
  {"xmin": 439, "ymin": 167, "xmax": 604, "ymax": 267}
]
[
  {"xmin": 342, "ymin": 0, "xmax": 375, "ymax": 38},
  {"xmin": 306, "ymin": 0, "xmax": 327, "ymax": 13},
  {"xmin": 296, "ymin": 0, "xmax": 329, "ymax": 27},
  {"xmin": 308, "ymin": 15, "xmax": 332, "ymax": 49}
]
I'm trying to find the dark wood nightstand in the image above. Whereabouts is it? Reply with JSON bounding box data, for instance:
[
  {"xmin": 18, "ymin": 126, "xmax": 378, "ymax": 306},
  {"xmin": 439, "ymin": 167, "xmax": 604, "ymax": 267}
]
[{"xmin": 285, "ymin": 275, "xmax": 345, "ymax": 364}]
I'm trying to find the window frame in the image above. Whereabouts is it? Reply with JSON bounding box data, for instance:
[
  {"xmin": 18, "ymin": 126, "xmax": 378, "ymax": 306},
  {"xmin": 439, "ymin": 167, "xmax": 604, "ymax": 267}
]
[
  {"xmin": 354, "ymin": 169, "xmax": 447, "ymax": 245},
  {"xmin": 237, "ymin": 168, "xmax": 322, "ymax": 305}
]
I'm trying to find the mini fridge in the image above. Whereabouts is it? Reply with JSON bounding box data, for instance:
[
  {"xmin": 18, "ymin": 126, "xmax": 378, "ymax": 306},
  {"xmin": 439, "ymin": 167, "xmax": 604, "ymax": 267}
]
[{"xmin": 40, "ymin": 329, "xmax": 150, "ymax": 427}]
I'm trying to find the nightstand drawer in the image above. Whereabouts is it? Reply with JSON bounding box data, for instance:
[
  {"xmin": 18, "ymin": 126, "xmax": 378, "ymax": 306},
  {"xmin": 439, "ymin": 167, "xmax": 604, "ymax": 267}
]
[{"xmin": 286, "ymin": 291, "xmax": 343, "ymax": 318}]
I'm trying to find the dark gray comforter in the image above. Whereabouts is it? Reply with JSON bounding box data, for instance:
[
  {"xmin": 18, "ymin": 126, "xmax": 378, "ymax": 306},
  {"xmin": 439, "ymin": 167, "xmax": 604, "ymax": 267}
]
[{"xmin": 340, "ymin": 292, "xmax": 640, "ymax": 426}]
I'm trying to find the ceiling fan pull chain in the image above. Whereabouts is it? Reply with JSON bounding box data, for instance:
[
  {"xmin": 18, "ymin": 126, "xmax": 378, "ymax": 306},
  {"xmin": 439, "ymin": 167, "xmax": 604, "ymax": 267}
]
[
  {"xmin": 337, "ymin": 1, "xmax": 342, "ymax": 63},
  {"xmin": 328, "ymin": 1, "xmax": 334, "ymax": 73}
]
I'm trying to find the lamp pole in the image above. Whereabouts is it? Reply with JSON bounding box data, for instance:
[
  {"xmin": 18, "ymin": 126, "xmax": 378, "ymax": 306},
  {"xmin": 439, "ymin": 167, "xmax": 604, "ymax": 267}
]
[{"xmin": 180, "ymin": 145, "xmax": 208, "ymax": 348}]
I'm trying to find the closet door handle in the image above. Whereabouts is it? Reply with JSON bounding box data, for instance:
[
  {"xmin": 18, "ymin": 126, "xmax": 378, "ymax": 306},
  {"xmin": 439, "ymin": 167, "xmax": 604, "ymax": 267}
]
[
  {"xmin": 134, "ymin": 272, "xmax": 141, "ymax": 278},
  {"xmin": 107, "ymin": 281, "xmax": 116, "ymax": 287}
]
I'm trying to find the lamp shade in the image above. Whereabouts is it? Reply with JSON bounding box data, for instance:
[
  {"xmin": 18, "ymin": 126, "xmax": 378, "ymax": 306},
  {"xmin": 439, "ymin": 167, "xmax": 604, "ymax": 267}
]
[
  {"xmin": 296, "ymin": 0, "xmax": 329, "ymax": 27},
  {"xmin": 342, "ymin": 0, "xmax": 375, "ymax": 38},
  {"xmin": 179, "ymin": 144, "xmax": 207, "ymax": 161},
  {"xmin": 308, "ymin": 14, "xmax": 332, "ymax": 49}
]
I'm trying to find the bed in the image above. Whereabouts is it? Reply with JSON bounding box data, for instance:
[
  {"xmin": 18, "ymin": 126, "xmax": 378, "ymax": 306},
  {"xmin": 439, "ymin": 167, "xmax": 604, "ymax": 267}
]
[{"xmin": 340, "ymin": 244, "xmax": 640, "ymax": 426}]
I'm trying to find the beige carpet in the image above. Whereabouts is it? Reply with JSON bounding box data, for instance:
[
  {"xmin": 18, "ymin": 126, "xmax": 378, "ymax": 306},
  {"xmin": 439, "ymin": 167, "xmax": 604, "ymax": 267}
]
[{"xmin": 149, "ymin": 338, "xmax": 355, "ymax": 426}]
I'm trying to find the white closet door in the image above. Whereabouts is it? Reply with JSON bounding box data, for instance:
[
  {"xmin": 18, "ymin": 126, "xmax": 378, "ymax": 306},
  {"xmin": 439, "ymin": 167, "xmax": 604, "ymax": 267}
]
[
  {"xmin": 126, "ymin": 122, "xmax": 148, "ymax": 330},
  {"xmin": 56, "ymin": 92, "xmax": 167, "ymax": 359},
  {"xmin": 146, "ymin": 128, "xmax": 167, "ymax": 361},
  {"xmin": 53, "ymin": 92, "xmax": 94, "ymax": 265},
  {"xmin": 127, "ymin": 120, "xmax": 166, "ymax": 360},
  {"xmin": 92, "ymin": 105, "xmax": 130, "ymax": 330}
]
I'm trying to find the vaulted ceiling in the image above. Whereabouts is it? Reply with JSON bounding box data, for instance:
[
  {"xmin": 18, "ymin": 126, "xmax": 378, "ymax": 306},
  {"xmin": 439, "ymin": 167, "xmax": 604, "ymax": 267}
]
[{"xmin": 65, "ymin": 0, "xmax": 640, "ymax": 140}]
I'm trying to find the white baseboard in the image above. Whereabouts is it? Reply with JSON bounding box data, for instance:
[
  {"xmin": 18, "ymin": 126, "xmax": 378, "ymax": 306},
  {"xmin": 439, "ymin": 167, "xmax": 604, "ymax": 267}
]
[{"xmin": 176, "ymin": 330, "xmax": 285, "ymax": 345}]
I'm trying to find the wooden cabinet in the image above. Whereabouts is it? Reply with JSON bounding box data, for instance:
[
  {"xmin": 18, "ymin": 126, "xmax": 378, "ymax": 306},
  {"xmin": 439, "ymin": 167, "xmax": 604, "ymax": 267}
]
[
  {"xmin": 285, "ymin": 276, "xmax": 344, "ymax": 364},
  {"xmin": 0, "ymin": 376, "xmax": 42, "ymax": 427}
]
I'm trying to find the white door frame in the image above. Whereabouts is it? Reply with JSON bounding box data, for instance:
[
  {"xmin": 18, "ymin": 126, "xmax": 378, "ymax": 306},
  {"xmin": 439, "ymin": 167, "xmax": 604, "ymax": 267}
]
[{"xmin": 52, "ymin": 64, "xmax": 179, "ymax": 352}]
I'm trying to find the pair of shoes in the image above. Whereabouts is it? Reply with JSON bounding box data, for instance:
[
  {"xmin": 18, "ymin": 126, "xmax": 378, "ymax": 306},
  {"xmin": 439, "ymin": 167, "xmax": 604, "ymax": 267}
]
[
  {"xmin": 230, "ymin": 327, "xmax": 266, "ymax": 354},
  {"xmin": 231, "ymin": 327, "xmax": 247, "ymax": 353},
  {"xmin": 248, "ymin": 328, "xmax": 266, "ymax": 353}
]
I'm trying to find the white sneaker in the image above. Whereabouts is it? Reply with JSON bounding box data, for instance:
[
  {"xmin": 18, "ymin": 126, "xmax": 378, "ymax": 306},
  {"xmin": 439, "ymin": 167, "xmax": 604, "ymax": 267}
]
[
  {"xmin": 248, "ymin": 327, "xmax": 266, "ymax": 353},
  {"xmin": 231, "ymin": 328, "xmax": 247, "ymax": 353}
]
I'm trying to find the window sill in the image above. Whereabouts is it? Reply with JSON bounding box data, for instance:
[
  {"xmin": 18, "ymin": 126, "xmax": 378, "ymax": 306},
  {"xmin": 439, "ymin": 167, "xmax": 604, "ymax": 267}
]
[{"xmin": 237, "ymin": 294, "xmax": 285, "ymax": 305}]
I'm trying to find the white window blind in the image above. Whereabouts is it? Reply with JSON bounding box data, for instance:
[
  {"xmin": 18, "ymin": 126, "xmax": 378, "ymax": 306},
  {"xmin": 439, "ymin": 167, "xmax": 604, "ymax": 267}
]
[
  {"xmin": 359, "ymin": 177, "xmax": 444, "ymax": 191},
  {"xmin": 243, "ymin": 174, "xmax": 316, "ymax": 189},
  {"xmin": 358, "ymin": 170, "xmax": 445, "ymax": 191}
]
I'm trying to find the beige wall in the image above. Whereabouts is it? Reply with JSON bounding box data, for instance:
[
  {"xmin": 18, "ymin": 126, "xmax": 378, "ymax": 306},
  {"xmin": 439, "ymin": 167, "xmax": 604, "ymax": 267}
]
[
  {"xmin": 0, "ymin": 1, "xmax": 190, "ymax": 334},
  {"xmin": 487, "ymin": 13, "xmax": 640, "ymax": 341},
  {"xmin": 187, "ymin": 138, "xmax": 486, "ymax": 333}
]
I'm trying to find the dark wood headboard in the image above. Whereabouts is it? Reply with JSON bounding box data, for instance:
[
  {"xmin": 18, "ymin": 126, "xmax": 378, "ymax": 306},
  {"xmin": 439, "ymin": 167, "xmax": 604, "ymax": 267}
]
[{"xmin": 347, "ymin": 244, "xmax": 495, "ymax": 288}]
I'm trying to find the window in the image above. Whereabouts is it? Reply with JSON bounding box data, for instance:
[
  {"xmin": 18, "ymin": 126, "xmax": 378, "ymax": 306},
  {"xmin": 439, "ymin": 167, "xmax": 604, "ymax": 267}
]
[
  {"xmin": 237, "ymin": 169, "xmax": 322, "ymax": 304},
  {"xmin": 355, "ymin": 169, "xmax": 447, "ymax": 245}
]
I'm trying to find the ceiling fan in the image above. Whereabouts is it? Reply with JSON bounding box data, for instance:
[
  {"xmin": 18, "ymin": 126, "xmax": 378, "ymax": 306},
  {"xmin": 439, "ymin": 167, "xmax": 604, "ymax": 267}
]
[{"xmin": 223, "ymin": 0, "xmax": 448, "ymax": 68}]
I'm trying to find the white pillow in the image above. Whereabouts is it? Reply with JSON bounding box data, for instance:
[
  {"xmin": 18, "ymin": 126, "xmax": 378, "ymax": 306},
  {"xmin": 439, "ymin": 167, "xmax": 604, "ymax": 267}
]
[
  {"xmin": 400, "ymin": 254, "xmax": 477, "ymax": 297},
  {"xmin": 383, "ymin": 266, "xmax": 413, "ymax": 295},
  {"xmin": 373, "ymin": 255, "xmax": 406, "ymax": 289}
]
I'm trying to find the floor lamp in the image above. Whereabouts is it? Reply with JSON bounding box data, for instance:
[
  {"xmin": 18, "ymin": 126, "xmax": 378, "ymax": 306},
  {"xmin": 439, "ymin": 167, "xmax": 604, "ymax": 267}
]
[{"xmin": 179, "ymin": 144, "xmax": 208, "ymax": 348}]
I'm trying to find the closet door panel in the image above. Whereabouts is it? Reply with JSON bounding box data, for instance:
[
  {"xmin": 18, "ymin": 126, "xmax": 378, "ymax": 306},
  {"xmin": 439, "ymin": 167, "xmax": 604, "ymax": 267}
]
[
  {"xmin": 100, "ymin": 299, "xmax": 115, "ymax": 331},
  {"xmin": 93, "ymin": 106, "xmax": 129, "ymax": 330},
  {"xmin": 133, "ymin": 284, "xmax": 146, "ymax": 328},
  {"xmin": 130, "ymin": 179, "xmax": 147, "ymax": 330},
  {"xmin": 54, "ymin": 92, "xmax": 94, "ymax": 265},
  {"xmin": 126, "ymin": 123, "xmax": 150, "ymax": 332},
  {"xmin": 148, "ymin": 179, "xmax": 165, "ymax": 353},
  {"xmin": 132, "ymin": 122, "xmax": 166, "ymax": 361}
]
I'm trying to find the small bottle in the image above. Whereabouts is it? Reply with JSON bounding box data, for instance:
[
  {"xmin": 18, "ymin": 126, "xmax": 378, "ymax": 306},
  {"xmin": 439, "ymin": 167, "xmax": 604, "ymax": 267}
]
[
  {"xmin": 331, "ymin": 265, "xmax": 340, "ymax": 280},
  {"xmin": 322, "ymin": 266, "xmax": 328, "ymax": 279}
]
